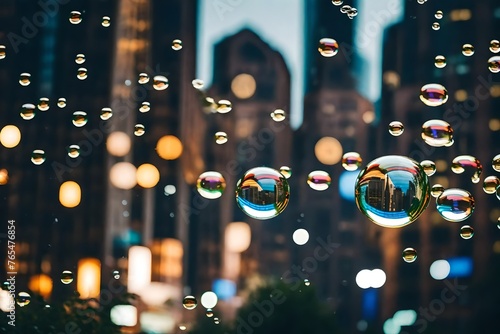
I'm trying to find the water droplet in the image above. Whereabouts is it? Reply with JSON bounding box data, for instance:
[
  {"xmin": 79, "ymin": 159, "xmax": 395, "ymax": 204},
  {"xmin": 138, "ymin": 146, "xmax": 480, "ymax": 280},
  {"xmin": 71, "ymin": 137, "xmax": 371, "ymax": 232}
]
[
  {"xmin": 72, "ymin": 111, "xmax": 88, "ymax": 127},
  {"xmin": 490, "ymin": 39, "xmax": 500, "ymax": 53},
  {"xmin": 134, "ymin": 124, "xmax": 145, "ymax": 136},
  {"xmin": 483, "ymin": 176, "xmax": 500, "ymax": 194},
  {"xmin": 431, "ymin": 184, "xmax": 445, "ymax": 198},
  {"xmin": 192, "ymin": 79, "xmax": 204, "ymax": 89},
  {"xmin": 197, "ymin": 171, "xmax": 226, "ymax": 199},
  {"xmin": 138, "ymin": 73, "xmax": 149, "ymax": 84},
  {"xmin": 139, "ymin": 101, "xmax": 150, "ymax": 113},
  {"xmin": 182, "ymin": 295, "xmax": 197, "ymax": 310},
  {"xmin": 493, "ymin": 154, "xmax": 500, "ymax": 172},
  {"xmin": 69, "ymin": 11, "xmax": 82, "ymax": 24},
  {"xmin": 38, "ymin": 97, "xmax": 50, "ymax": 111},
  {"xmin": 236, "ymin": 167, "xmax": 290, "ymax": 220},
  {"xmin": 100, "ymin": 107, "xmax": 113, "ymax": 120},
  {"xmin": 0, "ymin": 45, "xmax": 5, "ymax": 59},
  {"xmin": 17, "ymin": 292, "xmax": 31, "ymax": 307},
  {"xmin": 214, "ymin": 318, "xmax": 220, "ymax": 325},
  {"xmin": 172, "ymin": 39, "xmax": 182, "ymax": 51},
  {"xmin": 421, "ymin": 119, "xmax": 453, "ymax": 147},
  {"xmin": 340, "ymin": 5, "xmax": 351, "ymax": 13},
  {"xmin": 451, "ymin": 155, "xmax": 482, "ymax": 183},
  {"xmin": 488, "ymin": 56, "xmax": 500, "ymax": 73},
  {"xmin": 342, "ymin": 152, "xmax": 362, "ymax": 171},
  {"xmin": 355, "ymin": 155, "xmax": 431, "ymax": 228},
  {"xmin": 67, "ymin": 145, "xmax": 80, "ymax": 158},
  {"xmin": 2, "ymin": 281, "xmax": 9, "ymax": 290},
  {"xmin": 318, "ymin": 38, "xmax": 339, "ymax": 57},
  {"xmin": 420, "ymin": 84, "xmax": 448, "ymax": 107},
  {"xmin": 61, "ymin": 270, "xmax": 74, "ymax": 284},
  {"xmin": 102, "ymin": 16, "xmax": 111, "ymax": 27},
  {"xmin": 57, "ymin": 98, "xmax": 67, "ymax": 108},
  {"xmin": 431, "ymin": 22, "xmax": 440, "ymax": 30},
  {"xmin": 388, "ymin": 121, "xmax": 404, "ymax": 136},
  {"xmin": 20, "ymin": 103, "xmax": 36, "ymax": 120},
  {"xmin": 462, "ymin": 43, "xmax": 474, "ymax": 56},
  {"xmin": 217, "ymin": 100, "xmax": 232, "ymax": 114},
  {"xmin": 435, "ymin": 10, "xmax": 443, "ymax": 19},
  {"xmin": 206, "ymin": 309, "xmax": 214, "ymax": 318},
  {"xmin": 153, "ymin": 75, "xmax": 169, "ymax": 90},
  {"xmin": 215, "ymin": 131, "xmax": 228, "ymax": 145},
  {"xmin": 402, "ymin": 247, "xmax": 417, "ymax": 263},
  {"xmin": 77, "ymin": 67, "xmax": 87, "ymax": 80},
  {"xmin": 307, "ymin": 171, "xmax": 331, "ymax": 191},
  {"xmin": 434, "ymin": 55, "xmax": 446, "ymax": 68},
  {"xmin": 31, "ymin": 150, "xmax": 46, "ymax": 165},
  {"xmin": 420, "ymin": 160, "xmax": 436, "ymax": 176},
  {"xmin": 436, "ymin": 188, "xmax": 475, "ymax": 222},
  {"xmin": 75, "ymin": 53, "xmax": 85, "ymax": 64},
  {"xmin": 331, "ymin": 0, "xmax": 343, "ymax": 6},
  {"xmin": 460, "ymin": 225, "xmax": 474, "ymax": 239},
  {"xmin": 271, "ymin": 109, "xmax": 286, "ymax": 122},
  {"xmin": 304, "ymin": 279, "xmax": 311, "ymax": 286},
  {"xmin": 19, "ymin": 73, "xmax": 31, "ymax": 86},
  {"xmin": 279, "ymin": 166, "xmax": 292, "ymax": 179}
]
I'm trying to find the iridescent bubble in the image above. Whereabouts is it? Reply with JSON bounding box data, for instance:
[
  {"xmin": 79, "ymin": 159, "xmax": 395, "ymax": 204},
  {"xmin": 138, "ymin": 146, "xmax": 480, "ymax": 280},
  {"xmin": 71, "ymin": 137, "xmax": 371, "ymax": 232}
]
[
  {"xmin": 332, "ymin": 0, "xmax": 343, "ymax": 5},
  {"xmin": 67, "ymin": 145, "xmax": 80, "ymax": 158},
  {"xmin": 17, "ymin": 292, "xmax": 31, "ymax": 307},
  {"xmin": 75, "ymin": 53, "xmax": 85, "ymax": 64},
  {"xmin": 402, "ymin": 247, "xmax": 417, "ymax": 263},
  {"xmin": 216, "ymin": 100, "xmax": 232, "ymax": 114},
  {"xmin": 57, "ymin": 98, "xmax": 67, "ymax": 108},
  {"xmin": 113, "ymin": 270, "xmax": 120, "ymax": 279},
  {"xmin": 490, "ymin": 39, "xmax": 500, "ymax": 53},
  {"xmin": 197, "ymin": 171, "xmax": 226, "ymax": 199},
  {"xmin": 100, "ymin": 107, "xmax": 113, "ymax": 120},
  {"xmin": 77, "ymin": 67, "xmax": 88, "ymax": 80},
  {"xmin": 0, "ymin": 45, "xmax": 5, "ymax": 59},
  {"xmin": 431, "ymin": 22, "xmax": 440, "ymax": 30},
  {"xmin": 192, "ymin": 79, "xmax": 204, "ymax": 89},
  {"xmin": 488, "ymin": 56, "xmax": 500, "ymax": 74},
  {"xmin": 421, "ymin": 120, "xmax": 453, "ymax": 147},
  {"xmin": 102, "ymin": 16, "xmax": 111, "ymax": 27},
  {"xmin": 172, "ymin": 39, "xmax": 183, "ymax": 51},
  {"xmin": 19, "ymin": 73, "xmax": 31, "ymax": 86},
  {"xmin": 61, "ymin": 270, "xmax": 74, "ymax": 284},
  {"xmin": 279, "ymin": 166, "xmax": 292, "ymax": 179},
  {"xmin": 420, "ymin": 84, "xmax": 448, "ymax": 107},
  {"xmin": 139, "ymin": 101, "xmax": 151, "ymax": 113},
  {"xmin": 20, "ymin": 103, "xmax": 36, "ymax": 120},
  {"xmin": 435, "ymin": 10, "xmax": 443, "ymax": 19},
  {"xmin": 431, "ymin": 184, "xmax": 444, "ymax": 198},
  {"xmin": 434, "ymin": 55, "xmax": 446, "ymax": 68},
  {"xmin": 271, "ymin": 109, "xmax": 286, "ymax": 122},
  {"xmin": 318, "ymin": 38, "xmax": 339, "ymax": 57},
  {"xmin": 462, "ymin": 43, "xmax": 474, "ymax": 56},
  {"xmin": 138, "ymin": 73, "xmax": 149, "ymax": 84},
  {"xmin": 354, "ymin": 155, "xmax": 431, "ymax": 228},
  {"xmin": 493, "ymin": 154, "xmax": 500, "ymax": 172},
  {"xmin": 342, "ymin": 152, "xmax": 362, "ymax": 171},
  {"xmin": 483, "ymin": 176, "xmax": 500, "ymax": 194},
  {"xmin": 460, "ymin": 225, "xmax": 474, "ymax": 240},
  {"xmin": 340, "ymin": 5, "xmax": 351, "ymax": 13},
  {"xmin": 134, "ymin": 124, "xmax": 145, "ymax": 136},
  {"xmin": 451, "ymin": 155, "xmax": 482, "ymax": 184},
  {"xmin": 182, "ymin": 296, "xmax": 197, "ymax": 310},
  {"xmin": 307, "ymin": 171, "xmax": 331, "ymax": 191},
  {"xmin": 388, "ymin": 121, "xmax": 404, "ymax": 136},
  {"xmin": 206, "ymin": 309, "xmax": 214, "ymax": 318},
  {"xmin": 31, "ymin": 150, "xmax": 46, "ymax": 165},
  {"xmin": 215, "ymin": 131, "xmax": 228, "ymax": 145},
  {"xmin": 69, "ymin": 11, "xmax": 82, "ymax": 24},
  {"xmin": 72, "ymin": 111, "xmax": 88, "ymax": 127},
  {"xmin": 153, "ymin": 75, "xmax": 169, "ymax": 90},
  {"xmin": 236, "ymin": 167, "xmax": 290, "ymax": 220},
  {"xmin": 436, "ymin": 188, "xmax": 475, "ymax": 222},
  {"xmin": 420, "ymin": 160, "xmax": 436, "ymax": 176},
  {"xmin": 38, "ymin": 97, "xmax": 50, "ymax": 111}
]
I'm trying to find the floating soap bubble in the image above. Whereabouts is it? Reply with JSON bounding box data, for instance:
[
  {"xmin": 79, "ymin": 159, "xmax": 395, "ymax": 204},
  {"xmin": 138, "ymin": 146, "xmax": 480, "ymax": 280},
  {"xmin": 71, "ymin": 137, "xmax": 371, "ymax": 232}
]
[
  {"xmin": 19, "ymin": 73, "xmax": 31, "ymax": 86},
  {"xmin": 57, "ymin": 98, "xmax": 67, "ymax": 108},
  {"xmin": 214, "ymin": 318, "xmax": 220, "ymax": 325},
  {"xmin": 0, "ymin": 45, "xmax": 5, "ymax": 59},
  {"xmin": 402, "ymin": 248, "xmax": 417, "ymax": 263},
  {"xmin": 355, "ymin": 155, "xmax": 430, "ymax": 228},
  {"xmin": 417, "ymin": 0, "xmax": 427, "ymax": 4},
  {"xmin": 215, "ymin": 131, "xmax": 228, "ymax": 144},
  {"xmin": 332, "ymin": 0, "xmax": 343, "ymax": 5},
  {"xmin": 172, "ymin": 39, "xmax": 182, "ymax": 51},
  {"xmin": 279, "ymin": 166, "xmax": 292, "ymax": 179},
  {"xmin": 436, "ymin": 188, "xmax": 475, "ymax": 222},
  {"xmin": 490, "ymin": 39, "xmax": 500, "ymax": 53},
  {"xmin": 431, "ymin": 184, "xmax": 444, "ymax": 198},
  {"xmin": 61, "ymin": 270, "xmax": 74, "ymax": 284},
  {"xmin": 139, "ymin": 101, "xmax": 150, "ymax": 113},
  {"xmin": 431, "ymin": 22, "xmax": 440, "ymax": 30},
  {"xmin": 38, "ymin": 97, "xmax": 50, "ymax": 111},
  {"xmin": 72, "ymin": 111, "xmax": 88, "ymax": 127},
  {"xmin": 435, "ymin": 10, "xmax": 443, "ymax": 19},
  {"xmin": 488, "ymin": 56, "xmax": 500, "ymax": 73},
  {"xmin": 31, "ymin": 150, "xmax": 46, "ymax": 165},
  {"xmin": 307, "ymin": 171, "xmax": 331, "ymax": 191},
  {"xmin": 271, "ymin": 109, "xmax": 286, "ymax": 122},
  {"xmin": 206, "ymin": 309, "xmax": 214, "ymax": 318},
  {"xmin": 318, "ymin": 38, "xmax": 339, "ymax": 57},
  {"xmin": 113, "ymin": 270, "xmax": 120, "ymax": 279},
  {"xmin": 451, "ymin": 155, "xmax": 482, "ymax": 183},
  {"xmin": 197, "ymin": 171, "xmax": 226, "ymax": 199},
  {"xmin": 493, "ymin": 154, "xmax": 500, "ymax": 172},
  {"xmin": 182, "ymin": 296, "xmax": 197, "ymax": 310},
  {"xmin": 347, "ymin": 8, "xmax": 358, "ymax": 19},
  {"xmin": 138, "ymin": 73, "xmax": 149, "ymax": 84},
  {"xmin": 102, "ymin": 16, "xmax": 111, "ymax": 27},
  {"xmin": 77, "ymin": 68, "xmax": 87, "ymax": 80},
  {"xmin": 134, "ymin": 124, "xmax": 145, "ymax": 136},
  {"xmin": 20, "ymin": 103, "xmax": 36, "ymax": 120},
  {"xmin": 483, "ymin": 176, "xmax": 500, "ymax": 194},
  {"xmin": 192, "ymin": 79, "xmax": 204, "ymax": 89},
  {"xmin": 17, "ymin": 292, "xmax": 31, "ymax": 307},
  {"xmin": 69, "ymin": 11, "xmax": 82, "ymax": 24},
  {"xmin": 434, "ymin": 55, "xmax": 446, "ymax": 68},
  {"xmin": 216, "ymin": 100, "xmax": 232, "ymax": 114},
  {"xmin": 153, "ymin": 75, "xmax": 169, "ymax": 90},
  {"xmin": 342, "ymin": 152, "xmax": 362, "ymax": 171},
  {"xmin": 236, "ymin": 167, "xmax": 290, "ymax": 220},
  {"xmin": 100, "ymin": 107, "xmax": 113, "ymax": 120},
  {"xmin": 420, "ymin": 84, "xmax": 448, "ymax": 107},
  {"xmin": 421, "ymin": 120, "xmax": 453, "ymax": 147},
  {"xmin": 75, "ymin": 53, "xmax": 85, "ymax": 64},
  {"xmin": 462, "ymin": 44, "xmax": 474, "ymax": 56},
  {"xmin": 388, "ymin": 121, "xmax": 404, "ymax": 136},
  {"xmin": 67, "ymin": 145, "xmax": 80, "ymax": 158},
  {"xmin": 460, "ymin": 225, "xmax": 474, "ymax": 239},
  {"xmin": 304, "ymin": 279, "xmax": 311, "ymax": 286},
  {"xmin": 420, "ymin": 160, "xmax": 436, "ymax": 176},
  {"xmin": 340, "ymin": 5, "xmax": 351, "ymax": 13}
]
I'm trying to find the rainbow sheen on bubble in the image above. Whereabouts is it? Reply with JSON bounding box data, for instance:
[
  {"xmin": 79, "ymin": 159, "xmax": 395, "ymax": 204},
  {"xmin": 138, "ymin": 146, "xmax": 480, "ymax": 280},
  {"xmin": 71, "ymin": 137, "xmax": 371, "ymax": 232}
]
[
  {"xmin": 307, "ymin": 171, "xmax": 331, "ymax": 191},
  {"xmin": 342, "ymin": 152, "xmax": 362, "ymax": 171},
  {"xmin": 197, "ymin": 171, "xmax": 226, "ymax": 199},
  {"xmin": 421, "ymin": 120, "xmax": 453, "ymax": 147},
  {"xmin": 420, "ymin": 84, "xmax": 448, "ymax": 107},
  {"xmin": 436, "ymin": 188, "xmax": 475, "ymax": 222},
  {"xmin": 451, "ymin": 155, "xmax": 482, "ymax": 184}
]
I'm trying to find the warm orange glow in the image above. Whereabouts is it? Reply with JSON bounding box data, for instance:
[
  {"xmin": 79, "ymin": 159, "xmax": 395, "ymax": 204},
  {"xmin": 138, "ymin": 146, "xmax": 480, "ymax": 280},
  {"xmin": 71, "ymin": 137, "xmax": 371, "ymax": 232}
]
[
  {"xmin": 0, "ymin": 125, "xmax": 21, "ymax": 148},
  {"xmin": 160, "ymin": 238, "xmax": 183, "ymax": 279},
  {"xmin": 110, "ymin": 162, "xmax": 137, "ymax": 189},
  {"xmin": 156, "ymin": 135, "xmax": 183, "ymax": 160},
  {"xmin": 106, "ymin": 131, "xmax": 131, "ymax": 157},
  {"xmin": 314, "ymin": 137, "xmax": 343, "ymax": 165},
  {"xmin": 59, "ymin": 181, "xmax": 81, "ymax": 208},
  {"xmin": 77, "ymin": 258, "xmax": 101, "ymax": 299},
  {"xmin": 0, "ymin": 169, "xmax": 8, "ymax": 185},
  {"xmin": 231, "ymin": 73, "xmax": 256, "ymax": 99},
  {"xmin": 136, "ymin": 163, "xmax": 160, "ymax": 188},
  {"xmin": 28, "ymin": 274, "xmax": 53, "ymax": 299},
  {"xmin": 450, "ymin": 9, "xmax": 471, "ymax": 21},
  {"xmin": 225, "ymin": 222, "xmax": 251, "ymax": 253}
]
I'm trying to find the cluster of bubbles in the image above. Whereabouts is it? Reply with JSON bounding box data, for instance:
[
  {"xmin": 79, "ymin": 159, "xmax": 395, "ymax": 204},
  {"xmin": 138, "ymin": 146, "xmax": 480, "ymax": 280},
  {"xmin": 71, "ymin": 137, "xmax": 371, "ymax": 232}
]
[{"xmin": 331, "ymin": 1, "xmax": 358, "ymax": 19}]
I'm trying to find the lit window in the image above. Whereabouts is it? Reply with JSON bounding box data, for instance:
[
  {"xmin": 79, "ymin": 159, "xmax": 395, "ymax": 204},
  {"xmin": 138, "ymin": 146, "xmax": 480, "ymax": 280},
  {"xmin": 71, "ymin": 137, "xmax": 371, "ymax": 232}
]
[{"xmin": 450, "ymin": 9, "xmax": 471, "ymax": 21}]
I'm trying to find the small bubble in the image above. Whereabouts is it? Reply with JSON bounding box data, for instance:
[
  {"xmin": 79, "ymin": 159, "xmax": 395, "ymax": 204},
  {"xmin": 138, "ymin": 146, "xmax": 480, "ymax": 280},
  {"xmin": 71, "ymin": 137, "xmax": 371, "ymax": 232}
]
[
  {"xmin": 490, "ymin": 39, "xmax": 500, "ymax": 53},
  {"xmin": 216, "ymin": 100, "xmax": 232, "ymax": 113},
  {"xmin": 179, "ymin": 324, "xmax": 187, "ymax": 331},
  {"xmin": 172, "ymin": 39, "xmax": 182, "ymax": 51},
  {"xmin": 100, "ymin": 107, "xmax": 113, "ymax": 120},
  {"xmin": 67, "ymin": 145, "xmax": 80, "ymax": 158},
  {"xmin": 304, "ymin": 279, "xmax": 311, "ymax": 286},
  {"xmin": 153, "ymin": 75, "xmax": 169, "ymax": 90},
  {"xmin": 421, "ymin": 119, "xmax": 453, "ymax": 147},
  {"xmin": 420, "ymin": 160, "xmax": 436, "ymax": 176},
  {"xmin": 431, "ymin": 184, "xmax": 445, "ymax": 198},
  {"xmin": 38, "ymin": 97, "xmax": 50, "ymax": 111},
  {"xmin": 77, "ymin": 67, "xmax": 88, "ymax": 80},
  {"xmin": 342, "ymin": 152, "xmax": 362, "ymax": 171},
  {"xmin": 61, "ymin": 270, "xmax": 74, "ymax": 284},
  {"xmin": 214, "ymin": 318, "xmax": 220, "ymax": 325},
  {"xmin": 488, "ymin": 56, "xmax": 500, "ymax": 73},
  {"xmin": 17, "ymin": 292, "xmax": 31, "ymax": 307},
  {"xmin": 72, "ymin": 111, "xmax": 88, "ymax": 127},
  {"xmin": 113, "ymin": 270, "xmax": 120, "ymax": 279},
  {"xmin": 206, "ymin": 308, "xmax": 214, "ymax": 318},
  {"xmin": 462, "ymin": 43, "xmax": 475, "ymax": 56},
  {"xmin": 402, "ymin": 247, "xmax": 417, "ymax": 263},
  {"xmin": 102, "ymin": 16, "xmax": 111, "ymax": 27},
  {"xmin": 451, "ymin": 155, "xmax": 482, "ymax": 184},
  {"xmin": 182, "ymin": 296, "xmax": 197, "ymax": 310},
  {"xmin": 31, "ymin": 150, "xmax": 46, "ymax": 165},
  {"xmin": 435, "ymin": 10, "xmax": 443, "ymax": 19},
  {"xmin": 57, "ymin": 98, "xmax": 67, "ymax": 108},
  {"xmin": 388, "ymin": 121, "xmax": 404, "ymax": 136},
  {"xmin": 2, "ymin": 281, "xmax": 9, "ymax": 290},
  {"xmin": 215, "ymin": 131, "xmax": 228, "ymax": 145},
  {"xmin": 0, "ymin": 45, "xmax": 5, "ymax": 59},
  {"xmin": 197, "ymin": 171, "xmax": 226, "ymax": 199},
  {"xmin": 139, "ymin": 101, "xmax": 150, "ymax": 113},
  {"xmin": 318, "ymin": 38, "xmax": 339, "ymax": 57},
  {"xmin": 307, "ymin": 170, "xmax": 331, "ymax": 191},
  {"xmin": 436, "ymin": 188, "xmax": 475, "ymax": 222},
  {"xmin": 340, "ymin": 5, "xmax": 351, "ymax": 13},
  {"xmin": 192, "ymin": 79, "xmax": 204, "ymax": 89},
  {"xmin": 138, "ymin": 73, "xmax": 149, "ymax": 84},
  {"xmin": 347, "ymin": 8, "xmax": 358, "ymax": 19},
  {"xmin": 493, "ymin": 154, "xmax": 500, "ymax": 172},
  {"xmin": 75, "ymin": 53, "xmax": 85, "ymax": 64},
  {"xmin": 69, "ymin": 11, "xmax": 82, "ymax": 24},
  {"xmin": 19, "ymin": 73, "xmax": 31, "ymax": 86},
  {"xmin": 417, "ymin": 0, "xmax": 427, "ymax": 4},
  {"xmin": 460, "ymin": 225, "xmax": 474, "ymax": 239},
  {"xmin": 483, "ymin": 176, "xmax": 500, "ymax": 194},
  {"xmin": 331, "ymin": 0, "xmax": 343, "ymax": 5},
  {"xmin": 134, "ymin": 124, "xmax": 145, "ymax": 136},
  {"xmin": 271, "ymin": 109, "xmax": 286, "ymax": 122},
  {"xmin": 20, "ymin": 103, "xmax": 36, "ymax": 120},
  {"xmin": 420, "ymin": 84, "xmax": 448, "ymax": 107},
  {"xmin": 431, "ymin": 22, "xmax": 440, "ymax": 30},
  {"xmin": 279, "ymin": 166, "xmax": 292, "ymax": 179},
  {"xmin": 434, "ymin": 55, "xmax": 447, "ymax": 68}
]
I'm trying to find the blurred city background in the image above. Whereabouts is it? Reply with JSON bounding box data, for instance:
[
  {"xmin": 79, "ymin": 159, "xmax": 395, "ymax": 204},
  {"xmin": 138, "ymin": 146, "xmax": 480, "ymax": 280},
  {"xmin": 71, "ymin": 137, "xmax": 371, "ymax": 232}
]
[{"xmin": 0, "ymin": 0, "xmax": 499, "ymax": 333}]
